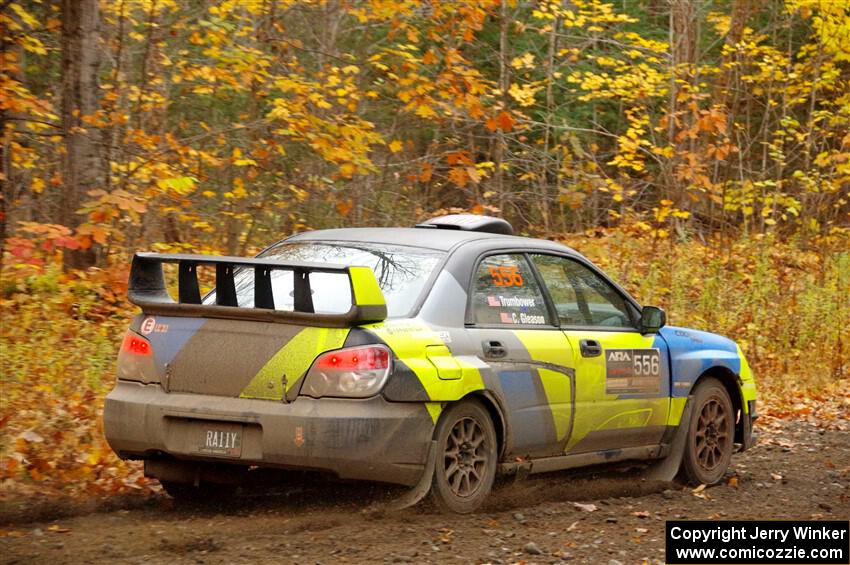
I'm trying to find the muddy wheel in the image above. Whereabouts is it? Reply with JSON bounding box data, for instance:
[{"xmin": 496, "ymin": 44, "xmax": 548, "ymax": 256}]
[
  {"xmin": 160, "ymin": 480, "xmax": 237, "ymax": 506},
  {"xmin": 430, "ymin": 400, "xmax": 497, "ymax": 513},
  {"xmin": 681, "ymin": 377, "xmax": 735, "ymax": 485}
]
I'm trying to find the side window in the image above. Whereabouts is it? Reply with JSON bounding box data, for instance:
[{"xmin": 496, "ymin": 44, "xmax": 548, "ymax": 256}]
[
  {"xmin": 471, "ymin": 254, "xmax": 551, "ymax": 326},
  {"xmin": 531, "ymin": 254, "xmax": 635, "ymax": 329}
]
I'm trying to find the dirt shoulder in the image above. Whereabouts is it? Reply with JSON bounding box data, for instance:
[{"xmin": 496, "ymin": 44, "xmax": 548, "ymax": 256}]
[{"xmin": 2, "ymin": 418, "xmax": 848, "ymax": 565}]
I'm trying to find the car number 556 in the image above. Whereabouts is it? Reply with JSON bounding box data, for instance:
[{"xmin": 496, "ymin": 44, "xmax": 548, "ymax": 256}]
[{"xmin": 633, "ymin": 352, "xmax": 660, "ymax": 376}]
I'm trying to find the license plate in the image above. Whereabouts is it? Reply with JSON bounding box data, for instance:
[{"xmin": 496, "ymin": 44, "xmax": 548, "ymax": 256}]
[{"xmin": 197, "ymin": 423, "xmax": 243, "ymax": 458}]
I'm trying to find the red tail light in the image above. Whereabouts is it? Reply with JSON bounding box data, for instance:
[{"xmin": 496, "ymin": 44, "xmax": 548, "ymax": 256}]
[
  {"xmin": 303, "ymin": 345, "xmax": 392, "ymax": 398},
  {"xmin": 314, "ymin": 346, "xmax": 389, "ymax": 371},
  {"xmin": 117, "ymin": 330, "xmax": 158, "ymax": 384},
  {"xmin": 121, "ymin": 331, "xmax": 152, "ymax": 356}
]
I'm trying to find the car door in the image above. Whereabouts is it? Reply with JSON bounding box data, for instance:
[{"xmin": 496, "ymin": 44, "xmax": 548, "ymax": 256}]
[
  {"xmin": 465, "ymin": 252, "xmax": 575, "ymax": 458},
  {"xmin": 529, "ymin": 254, "xmax": 670, "ymax": 454}
]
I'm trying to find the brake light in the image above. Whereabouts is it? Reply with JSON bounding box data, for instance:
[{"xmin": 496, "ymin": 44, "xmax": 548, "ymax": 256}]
[
  {"xmin": 302, "ymin": 345, "xmax": 392, "ymax": 398},
  {"xmin": 121, "ymin": 331, "xmax": 152, "ymax": 356},
  {"xmin": 117, "ymin": 330, "xmax": 158, "ymax": 384},
  {"xmin": 314, "ymin": 346, "xmax": 389, "ymax": 371}
]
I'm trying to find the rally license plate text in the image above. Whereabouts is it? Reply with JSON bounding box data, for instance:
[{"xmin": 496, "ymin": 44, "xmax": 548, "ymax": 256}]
[{"xmin": 197, "ymin": 424, "xmax": 243, "ymax": 458}]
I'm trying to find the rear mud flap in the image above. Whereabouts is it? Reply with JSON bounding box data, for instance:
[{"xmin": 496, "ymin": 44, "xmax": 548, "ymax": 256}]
[
  {"xmin": 645, "ymin": 398, "xmax": 693, "ymax": 482},
  {"xmin": 383, "ymin": 440, "xmax": 438, "ymax": 511}
]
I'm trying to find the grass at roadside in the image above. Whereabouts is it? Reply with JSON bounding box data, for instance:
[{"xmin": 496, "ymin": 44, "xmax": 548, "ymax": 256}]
[{"xmin": 1, "ymin": 229, "xmax": 847, "ymax": 501}]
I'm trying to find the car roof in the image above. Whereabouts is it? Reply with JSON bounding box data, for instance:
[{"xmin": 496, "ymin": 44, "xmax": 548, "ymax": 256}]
[{"xmin": 285, "ymin": 227, "xmax": 582, "ymax": 255}]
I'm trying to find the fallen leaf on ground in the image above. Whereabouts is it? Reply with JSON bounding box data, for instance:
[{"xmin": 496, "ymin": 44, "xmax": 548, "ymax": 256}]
[
  {"xmin": 691, "ymin": 484, "xmax": 710, "ymax": 499},
  {"xmin": 573, "ymin": 502, "xmax": 598, "ymax": 512}
]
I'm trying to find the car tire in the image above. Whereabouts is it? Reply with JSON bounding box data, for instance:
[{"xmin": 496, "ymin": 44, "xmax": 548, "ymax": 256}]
[
  {"xmin": 429, "ymin": 399, "xmax": 498, "ymax": 514},
  {"xmin": 160, "ymin": 480, "xmax": 237, "ymax": 506},
  {"xmin": 681, "ymin": 377, "xmax": 735, "ymax": 485}
]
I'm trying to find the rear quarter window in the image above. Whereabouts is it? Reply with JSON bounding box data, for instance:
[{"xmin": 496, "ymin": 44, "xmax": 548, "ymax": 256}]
[{"xmin": 471, "ymin": 254, "xmax": 551, "ymax": 326}]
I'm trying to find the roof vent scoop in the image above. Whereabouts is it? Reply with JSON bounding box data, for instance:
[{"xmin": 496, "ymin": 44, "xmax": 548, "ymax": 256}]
[{"xmin": 415, "ymin": 214, "xmax": 513, "ymax": 235}]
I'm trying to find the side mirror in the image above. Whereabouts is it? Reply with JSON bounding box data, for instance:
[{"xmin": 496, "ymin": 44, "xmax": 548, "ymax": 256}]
[{"xmin": 640, "ymin": 306, "xmax": 666, "ymax": 334}]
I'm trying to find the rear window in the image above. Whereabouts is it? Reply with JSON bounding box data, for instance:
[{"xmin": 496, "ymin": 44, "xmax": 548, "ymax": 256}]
[{"xmin": 205, "ymin": 242, "xmax": 444, "ymax": 318}]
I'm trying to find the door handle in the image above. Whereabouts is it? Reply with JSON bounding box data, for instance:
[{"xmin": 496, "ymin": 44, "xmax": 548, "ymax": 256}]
[
  {"xmin": 482, "ymin": 340, "xmax": 507, "ymax": 359},
  {"xmin": 579, "ymin": 339, "xmax": 602, "ymax": 358}
]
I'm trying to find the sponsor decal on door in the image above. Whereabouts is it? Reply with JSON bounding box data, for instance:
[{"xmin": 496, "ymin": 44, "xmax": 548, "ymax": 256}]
[{"xmin": 605, "ymin": 348, "xmax": 661, "ymax": 394}]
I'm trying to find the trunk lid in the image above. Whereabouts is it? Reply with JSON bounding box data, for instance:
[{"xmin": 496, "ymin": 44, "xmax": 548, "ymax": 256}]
[{"xmin": 130, "ymin": 314, "xmax": 349, "ymax": 400}]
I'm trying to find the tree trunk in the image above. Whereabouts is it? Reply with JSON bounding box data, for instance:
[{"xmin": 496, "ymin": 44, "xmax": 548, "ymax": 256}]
[
  {"xmin": 60, "ymin": 0, "xmax": 102, "ymax": 269},
  {"xmin": 495, "ymin": 0, "xmax": 510, "ymax": 215},
  {"xmin": 666, "ymin": 0, "xmax": 699, "ymax": 214}
]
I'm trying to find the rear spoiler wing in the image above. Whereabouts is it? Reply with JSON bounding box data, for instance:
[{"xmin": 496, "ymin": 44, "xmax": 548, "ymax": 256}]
[{"xmin": 128, "ymin": 252, "xmax": 387, "ymax": 327}]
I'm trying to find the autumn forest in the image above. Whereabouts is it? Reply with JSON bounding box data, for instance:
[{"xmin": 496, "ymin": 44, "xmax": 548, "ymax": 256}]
[{"xmin": 1, "ymin": 0, "xmax": 848, "ymax": 498}]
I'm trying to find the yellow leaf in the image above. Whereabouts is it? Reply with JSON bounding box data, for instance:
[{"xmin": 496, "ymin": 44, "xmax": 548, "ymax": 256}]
[
  {"xmin": 510, "ymin": 53, "xmax": 535, "ymax": 70},
  {"xmin": 388, "ymin": 140, "xmax": 403, "ymax": 153},
  {"xmin": 415, "ymin": 104, "xmax": 437, "ymax": 118},
  {"xmin": 508, "ymin": 83, "xmax": 542, "ymax": 107},
  {"xmin": 233, "ymin": 178, "xmax": 247, "ymax": 198},
  {"xmin": 157, "ymin": 176, "xmax": 197, "ymax": 195},
  {"xmin": 10, "ymin": 3, "xmax": 39, "ymax": 28}
]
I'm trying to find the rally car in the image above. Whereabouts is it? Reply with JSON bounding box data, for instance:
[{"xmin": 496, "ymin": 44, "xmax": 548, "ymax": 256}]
[{"xmin": 104, "ymin": 214, "xmax": 757, "ymax": 512}]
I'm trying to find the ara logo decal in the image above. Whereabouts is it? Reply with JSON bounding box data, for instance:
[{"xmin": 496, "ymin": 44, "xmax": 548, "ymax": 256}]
[
  {"xmin": 607, "ymin": 350, "xmax": 632, "ymax": 362},
  {"xmin": 140, "ymin": 316, "xmax": 169, "ymax": 335}
]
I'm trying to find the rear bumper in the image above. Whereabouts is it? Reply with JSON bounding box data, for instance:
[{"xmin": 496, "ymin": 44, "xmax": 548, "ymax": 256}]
[{"xmin": 103, "ymin": 380, "xmax": 434, "ymax": 486}]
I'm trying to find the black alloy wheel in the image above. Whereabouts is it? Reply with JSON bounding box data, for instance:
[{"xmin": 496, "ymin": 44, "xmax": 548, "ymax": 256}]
[{"xmin": 430, "ymin": 400, "xmax": 498, "ymax": 513}]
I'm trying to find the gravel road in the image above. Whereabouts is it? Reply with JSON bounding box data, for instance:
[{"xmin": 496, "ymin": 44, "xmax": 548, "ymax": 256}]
[{"xmin": 2, "ymin": 418, "xmax": 848, "ymax": 565}]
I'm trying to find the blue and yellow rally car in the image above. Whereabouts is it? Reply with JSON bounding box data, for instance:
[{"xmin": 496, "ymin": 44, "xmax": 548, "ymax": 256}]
[{"xmin": 104, "ymin": 214, "xmax": 757, "ymax": 512}]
